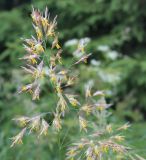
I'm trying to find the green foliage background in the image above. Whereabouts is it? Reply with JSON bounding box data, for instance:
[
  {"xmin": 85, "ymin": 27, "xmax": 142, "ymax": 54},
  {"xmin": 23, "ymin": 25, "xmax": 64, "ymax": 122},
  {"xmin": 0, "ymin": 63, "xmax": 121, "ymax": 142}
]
[{"xmin": 0, "ymin": 0, "xmax": 146, "ymax": 159}]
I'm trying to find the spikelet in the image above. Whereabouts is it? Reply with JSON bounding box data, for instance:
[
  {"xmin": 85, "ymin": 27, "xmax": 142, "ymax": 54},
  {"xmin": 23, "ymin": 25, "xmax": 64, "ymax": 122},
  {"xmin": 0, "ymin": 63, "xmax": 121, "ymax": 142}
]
[
  {"xmin": 13, "ymin": 116, "xmax": 30, "ymax": 127},
  {"xmin": 52, "ymin": 113, "xmax": 62, "ymax": 131},
  {"xmin": 57, "ymin": 94, "xmax": 67, "ymax": 115},
  {"xmin": 39, "ymin": 119, "xmax": 49, "ymax": 136},
  {"xmin": 65, "ymin": 94, "xmax": 80, "ymax": 107},
  {"xmin": 10, "ymin": 128, "xmax": 26, "ymax": 147},
  {"xmin": 79, "ymin": 116, "xmax": 88, "ymax": 132},
  {"xmin": 117, "ymin": 123, "xmax": 131, "ymax": 131},
  {"xmin": 29, "ymin": 116, "xmax": 40, "ymax": 132},
  {"xmin": 81, "ymin": 104, "xmax": 92, "ymax": 115}
]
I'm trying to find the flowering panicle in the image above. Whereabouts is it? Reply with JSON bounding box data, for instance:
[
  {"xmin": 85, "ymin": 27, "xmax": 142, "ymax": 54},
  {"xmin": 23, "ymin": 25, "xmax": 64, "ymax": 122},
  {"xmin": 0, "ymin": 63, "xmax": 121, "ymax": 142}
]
[
  {"xmin": 11, "ymin": 7, "xmax": 144, "ymax": 160},
  {"xmin": 17, "ymin": 7, "xmax": 84, "ymax": 111}
]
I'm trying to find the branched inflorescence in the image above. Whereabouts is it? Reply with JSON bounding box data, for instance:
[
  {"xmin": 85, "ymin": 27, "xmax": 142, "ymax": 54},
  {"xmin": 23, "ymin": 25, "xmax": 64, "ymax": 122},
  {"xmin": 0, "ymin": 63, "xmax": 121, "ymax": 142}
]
[
  {"xmin": 11, "ymin": 7, "xmax": 145, "ymax": 160},
  {"xmin": 66, "ymin": 86, "xmax": 133, "ymax": 160},
  {"xmin": 11, "ymin": 7, "xmax": 90, "ymax": 147}
]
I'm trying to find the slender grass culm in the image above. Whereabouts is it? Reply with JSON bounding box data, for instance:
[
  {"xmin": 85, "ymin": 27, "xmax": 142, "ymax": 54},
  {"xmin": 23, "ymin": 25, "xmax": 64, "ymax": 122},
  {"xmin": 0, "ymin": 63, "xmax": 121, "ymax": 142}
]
[{"xmin": 11, "ymin": 7, "xmax": 145, "ymax": 160}]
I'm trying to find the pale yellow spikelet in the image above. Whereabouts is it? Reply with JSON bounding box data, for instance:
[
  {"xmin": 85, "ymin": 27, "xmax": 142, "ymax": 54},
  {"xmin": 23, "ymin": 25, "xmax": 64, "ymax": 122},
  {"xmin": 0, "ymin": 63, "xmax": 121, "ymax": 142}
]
[
  {"xmin": 35, "ymin": 26, "xmax": 43, "ymax": 40},
  {"xmin": 13, "ymin": 116, "xmax": 30, "ymax": 127},
  {"xmin": 94, "ymin": 145, "xmax": 100, "ymax": 156},
  {"xmin": 101, "ymin": 144, "xmax": 109, "ymax": 153},
  {"xmin": 39, "ymin": 119, "xmax": 49, "ymax": 136},
  {"xmin": 79, "ymin": 116, "xmax": 87, "ymax": 132},
  {"xmin": 51, "ymin": 36, "xmax": 61, "ymax": 49},
  {"xmin": 114, "ymin": 135, "xmax": 125, "ymax": 142},
  {"xmin": 10, "ymin": 128, "xmax": 26, "ymax": 147},
  {"xmin": 81, "ymin": 104, "xmax": 92, "ymax": 115},
  {"xmin": 29, "ymin": 116, "xmax": 40, "ymax": 132},
  {"xmin": 117, "ymin": 123, "xmax": 131, "ymax": 131},
  {"xmin": 41, "ymin": 17, "xmax": 49, "ymax": 28},
  {"xmin": 106, "ymin": 124, "xmax": 112, "ymax": 133},
  {"xmin": 65, "ymin": 94, "xmax": 80, "ymax": 107},
  {"xmin": 56, "ymin": 83, "xmax": 62, "ymax": 94},
  {"xmin": 67, "ymin": 77, "xmax": 76, "ymax": 86},
  {"xmin": 85, "ymin": 85, "xmax": 92, "ymax": 98},
  {"xmin": 57, "ymin": 94, "xmax": 67, "ymax": 114},
  {"xmin": 52, "ymin": 113, "xmax": 62, "ymax": 131},
  {"xmin": 34, "ymin": 43, "xmax": 44, "ymax": 54}
]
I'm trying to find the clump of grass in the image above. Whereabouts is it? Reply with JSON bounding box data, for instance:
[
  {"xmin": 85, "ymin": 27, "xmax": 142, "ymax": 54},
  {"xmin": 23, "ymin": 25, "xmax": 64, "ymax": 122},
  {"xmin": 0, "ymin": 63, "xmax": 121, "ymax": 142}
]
[{"xmin": 11, "ymin": 7, "xmax": 145, "ymax": 160}]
